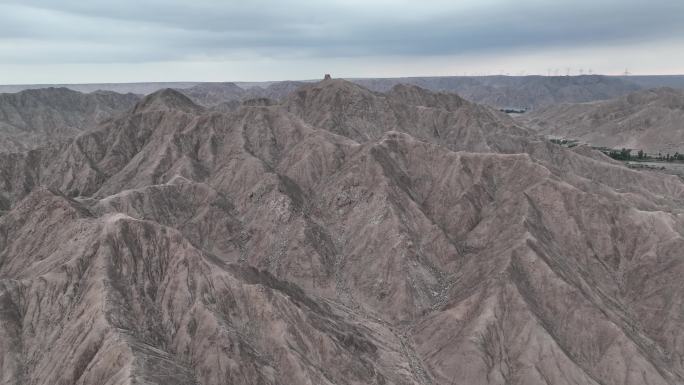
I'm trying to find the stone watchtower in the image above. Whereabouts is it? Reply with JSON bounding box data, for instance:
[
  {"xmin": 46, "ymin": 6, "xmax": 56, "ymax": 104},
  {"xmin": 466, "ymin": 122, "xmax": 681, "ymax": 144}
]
[{"xmin": 324, "ymin": 74, "xmax": 332, "ymax": 80}]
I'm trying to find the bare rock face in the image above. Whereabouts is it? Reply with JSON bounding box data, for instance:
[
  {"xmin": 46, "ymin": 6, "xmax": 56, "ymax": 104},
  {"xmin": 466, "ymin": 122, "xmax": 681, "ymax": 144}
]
[
  {"xmin": 284, "ymin": 79, "xmax": 531, "ymax": 152},
  {"xmin": 133, "ymin": 88, "xmax": 205, "ymax": 114},
  {"xmin": 0, "ymin": 88, "xmax": 140, "ymax": 152},
  {"xmin": 521, "ymin": 87, "xmax": 684, "ymax": 153},
  {"xmin": 1, "ymin": 79, "xmax": 684, "ymax": 385}
]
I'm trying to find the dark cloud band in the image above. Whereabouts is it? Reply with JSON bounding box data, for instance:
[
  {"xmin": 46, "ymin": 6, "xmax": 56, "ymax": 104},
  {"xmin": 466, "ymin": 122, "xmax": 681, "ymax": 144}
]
[{"xmin": 0, "ymin": 0, "xmax": 682, "ymax": 64}]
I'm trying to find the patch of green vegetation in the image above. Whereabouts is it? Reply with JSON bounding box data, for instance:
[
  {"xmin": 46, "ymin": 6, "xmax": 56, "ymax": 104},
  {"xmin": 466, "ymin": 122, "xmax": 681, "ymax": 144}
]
[
  {"xmin": 626, "ymin": 163, "xmax": 666, "ymax": 171},
  {"xmin": 588, "ymin": 146, "xmax": 684, "ymax": 163},
  {"xmin": 550, "ymin": 138, "xmax": 684, "ymax": 164},
  {"xmin": 605, "ymin": 148, "xmax": 633, "ymax": 161}
]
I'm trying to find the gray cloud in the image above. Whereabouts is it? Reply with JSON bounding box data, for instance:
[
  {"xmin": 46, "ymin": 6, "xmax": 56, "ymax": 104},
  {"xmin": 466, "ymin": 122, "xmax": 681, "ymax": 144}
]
[{"xmin": 0, "ymin": 0, "xmax": 682, "ymax": 80}]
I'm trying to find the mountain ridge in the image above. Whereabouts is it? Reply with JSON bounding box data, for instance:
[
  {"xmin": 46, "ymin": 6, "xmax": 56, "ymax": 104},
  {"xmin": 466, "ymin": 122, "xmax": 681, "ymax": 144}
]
[
  {"xmin": 0, "ymin": 87, "xmax": 139, "ymax": 152},
  {"xmin": 5, "ymin": 74, "xmax": 681, "ymax": 110},
  {"xmin": 1, "ymin": 78, "xmax": 684, "ymax": 385}
]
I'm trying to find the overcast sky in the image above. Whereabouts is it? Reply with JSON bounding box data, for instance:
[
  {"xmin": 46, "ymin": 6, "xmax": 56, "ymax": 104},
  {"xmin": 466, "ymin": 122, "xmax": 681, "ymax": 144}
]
[{"xmin": 1, "ymin": 0, "xmax": 683, "ymax": 83}]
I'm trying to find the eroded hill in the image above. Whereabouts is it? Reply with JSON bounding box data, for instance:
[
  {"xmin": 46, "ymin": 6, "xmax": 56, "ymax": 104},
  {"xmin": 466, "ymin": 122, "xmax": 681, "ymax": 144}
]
[
  {"xmin": 0, "ymin": 88, "xmax": 139, "ymax": 152},
  {"xmin": 1, "ymin": 80, "xmax": 683, "ymax": 385},
  {"xmin": 520, "ymin": 87, "xmax": 684, "ymax": 154}
]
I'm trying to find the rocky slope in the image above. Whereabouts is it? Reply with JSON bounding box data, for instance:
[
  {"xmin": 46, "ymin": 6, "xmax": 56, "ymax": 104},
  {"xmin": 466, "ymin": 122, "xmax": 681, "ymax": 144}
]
[
  {"xmin": 0, "ymin": 88, "xmax": 139, "ymax": 152},
  {"xmin": 284, "ymin": 80, "xmax": 531, "ymax": 152},
  {"xmin": 1, "ymin": 80, "xmax": 684, "ymax": 385},
  {"xmin": 352, "ymin": 75, "xmax": 642, "ymax": 109},
  {"xmin": 521, "ymin": 87, "xmax": 684, "ymax": 153}
]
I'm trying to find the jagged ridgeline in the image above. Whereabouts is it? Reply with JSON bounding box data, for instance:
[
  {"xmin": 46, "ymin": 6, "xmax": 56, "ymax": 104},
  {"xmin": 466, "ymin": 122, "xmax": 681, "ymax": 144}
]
[{"xmin": 1, "ymin": 78, "xmax": 684, "ymax": 385}]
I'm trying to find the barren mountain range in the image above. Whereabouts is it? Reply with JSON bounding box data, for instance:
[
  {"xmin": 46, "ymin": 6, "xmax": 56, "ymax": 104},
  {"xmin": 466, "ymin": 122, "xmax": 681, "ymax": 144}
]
[
  {"xmin": 351, "ymin": 75, "xmax": 645, "ymax": 109},
  {"xmin": 521, "ymin": 87, "xmax": 684, "ymax": 153},
  {"xmin": 0, "ymin": 88, "xmax": 139, "ymax": 153},
  {"xmin": 1, "ymin": 78, "xmax": 684, "ymax": 385},
  {"xmin": 5, "ymin": 74, "xmax": 684, "ymax": 111}
]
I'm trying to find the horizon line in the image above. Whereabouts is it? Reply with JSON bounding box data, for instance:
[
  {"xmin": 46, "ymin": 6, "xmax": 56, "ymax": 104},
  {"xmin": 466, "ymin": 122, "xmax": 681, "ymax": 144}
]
[{"xmin": 2, "ymin": 73, "xmax": 684, "ymax": 87}]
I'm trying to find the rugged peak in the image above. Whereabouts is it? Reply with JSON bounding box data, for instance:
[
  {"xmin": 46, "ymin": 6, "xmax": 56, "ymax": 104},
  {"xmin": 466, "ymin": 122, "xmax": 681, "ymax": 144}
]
[
  {"xmin": 0, "ymin": 87, "xmax": 141, "ymax": 152},
  {"xmin": 321, "ymin": 77, "xmax": 366, "ymax": 90},
  {"xmin": 291, "ymin": 77, "xmax": 375, "ymax": 101},
  {"xmin": 283, "ymin": 77, "xmax": 376, "ymax": 114},
  {"xmin": 4, "ymin": 87, "xmax": 83, "ymax": 104},
  {"xmin": 133, "ymin": 88, "xmax": 203, "ymax": 114},
  {"xmin": 387, "ymin": 83, "xmax": 446, "ymax": 97},
  {"xmin": 387, "ymin": 83, "xmax": 467, "ymax": 110}
]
